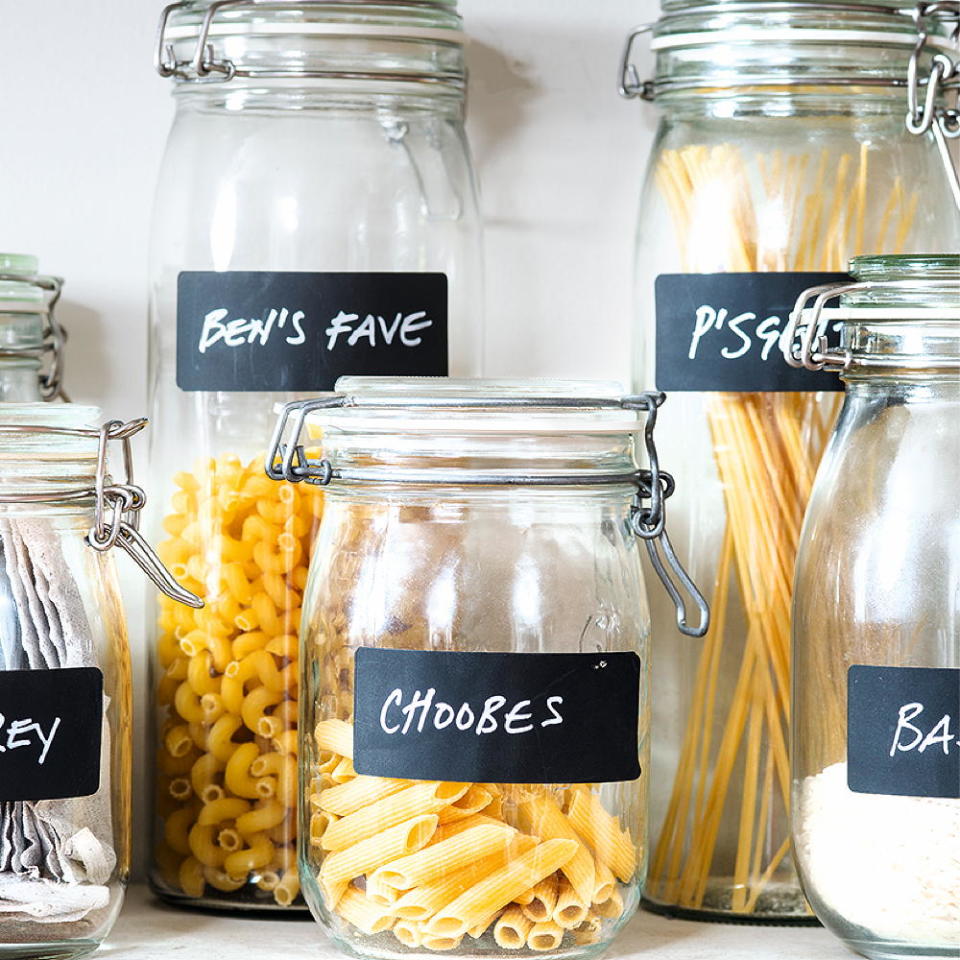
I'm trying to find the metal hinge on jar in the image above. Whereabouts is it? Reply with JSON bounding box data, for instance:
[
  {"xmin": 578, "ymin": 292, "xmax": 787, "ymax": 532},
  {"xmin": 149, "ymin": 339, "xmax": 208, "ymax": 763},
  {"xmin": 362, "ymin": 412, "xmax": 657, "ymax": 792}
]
[
  {"xmin": 0, "ymin": 419, "xmax": 203, "ymax": 607},
  {"xmin": 907, "ymin": 1, "xmax": 960, "ymax": 210},
  {"xmin": 0, "ymin": 271, "xmax": 67, "ymax": 401},
  {"xmin": 265, "ymin": 391, "xmax": 710, "ymax": 638}
]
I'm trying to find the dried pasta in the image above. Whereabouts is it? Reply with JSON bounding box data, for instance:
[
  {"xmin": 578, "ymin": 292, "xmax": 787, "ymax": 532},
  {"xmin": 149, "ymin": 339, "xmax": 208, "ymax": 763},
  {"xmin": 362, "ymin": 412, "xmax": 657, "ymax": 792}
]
[
  {"xmin": 153, "ymin": 454, "xmax": 322, "ymax": 906},
  {"xmin": 306, "ymin": 721, "xmax": 636, "ymax": 952}
]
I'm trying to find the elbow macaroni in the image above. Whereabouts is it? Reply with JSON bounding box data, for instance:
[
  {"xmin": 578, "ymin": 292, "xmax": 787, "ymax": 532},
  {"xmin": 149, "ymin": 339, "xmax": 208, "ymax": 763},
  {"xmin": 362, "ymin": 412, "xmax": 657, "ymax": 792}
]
[{"xmin": 153, "ymin": 454, "xmax": 322, "ymax": 907}]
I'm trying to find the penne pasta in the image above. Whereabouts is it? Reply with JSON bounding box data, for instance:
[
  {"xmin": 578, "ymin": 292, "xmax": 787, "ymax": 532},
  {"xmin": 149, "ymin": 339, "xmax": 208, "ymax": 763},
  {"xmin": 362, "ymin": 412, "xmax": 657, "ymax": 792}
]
[
  {"xmin": 436, "ymin": 785, "xmax": 493, "ymax": 823},
  {"xmin": 566, "ymin": 789, "xmax": 637, "ymax": 883},
  {"xmin": 322, "ymin": 782, "xmax": 467, "ymax": 851},
  {"xmin": 372, "ymin": 824, "xmax": 515, "ymax": 891},
  {"xmin": 318, "ymin": 775, "xmax": 410, "ymax": 817},
  {"xmin": 314, "ymin": 718, "xmax": 354, "ymax": 758},
  {"xmin": 521, "ymin": 872, "xmax": 559, "ymax": 923},
  {"xmin": 337, "ymin": 887, "xmax": 396, "ymax": 935},
  {"xmin": 553, "ymin": 877, "xmax": 589, "ymax": 929},
  {"xmin": 392, "ymin": 836, "xmax": 537, "ymax": 921},
  {"xmin": 517, "ymin": 792, "xmax": 596, "ymax": 902},
  {"xmin": 494, "ymin": 905, "xmax": 533, "ymax": 949},
  {"xmin": 426, "ymin": 838, "xmax": 579, "ymax": 938},
  {"xmin": 527, "ymin": 920, "xmax": 564, "ymax": 952},
  {"xmin": 320, "ymin": 814, "xmax": 439, "ymax": 890}
]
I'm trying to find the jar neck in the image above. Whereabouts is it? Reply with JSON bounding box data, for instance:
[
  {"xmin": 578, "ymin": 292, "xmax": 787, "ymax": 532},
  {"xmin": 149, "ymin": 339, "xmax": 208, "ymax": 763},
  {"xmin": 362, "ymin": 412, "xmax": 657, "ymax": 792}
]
[{"xmin": 0, "ymin": 310, "xmax": 45, "ymax": 403}]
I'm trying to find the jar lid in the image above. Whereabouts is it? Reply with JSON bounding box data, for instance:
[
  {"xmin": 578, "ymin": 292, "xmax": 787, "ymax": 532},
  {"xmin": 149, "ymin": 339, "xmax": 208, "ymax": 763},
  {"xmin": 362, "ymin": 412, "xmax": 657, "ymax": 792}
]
[
  {"xmin": 157, "ymin": 0, "xmax": 467, "ymax": 87},
  {"xmin": 621, "ymin": 0, "xmax": 959, "ymax": 101},
  {"xmin": 300, "ymin": 377, "xmax": 647, "ymax": 434}
]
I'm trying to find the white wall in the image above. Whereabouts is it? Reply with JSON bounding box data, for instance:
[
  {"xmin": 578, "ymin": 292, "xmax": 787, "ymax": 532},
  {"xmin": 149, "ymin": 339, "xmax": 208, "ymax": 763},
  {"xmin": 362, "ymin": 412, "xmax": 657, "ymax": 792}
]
[{"xmin": 0, "ymin": 0, "xmax": 660, "ymax": 871}]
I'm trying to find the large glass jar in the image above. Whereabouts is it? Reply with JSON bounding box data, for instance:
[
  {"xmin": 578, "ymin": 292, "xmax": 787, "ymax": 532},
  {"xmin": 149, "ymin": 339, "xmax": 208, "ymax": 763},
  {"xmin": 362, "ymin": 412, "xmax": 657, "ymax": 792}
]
[
  {"xmin": 0, "ymin": 408, "xmax": 197, "ymax": 960},
  {"xmin": 0, "ymin": 254, "xmax": 66, "ymax": 402},
  {"xmin": 266, "ymin": 378, "xmax": 707, "ymax": 960},
  {"xmin": 787, "ymin": 255, "xmax": 960, "ymax": 960},
  {"xmin": 148, "ymin": 0, "xmax": 483, "ymax": 912},
  {"xmin": 621, "ymin": 0, "xmax": 960, "ymax": 922}
]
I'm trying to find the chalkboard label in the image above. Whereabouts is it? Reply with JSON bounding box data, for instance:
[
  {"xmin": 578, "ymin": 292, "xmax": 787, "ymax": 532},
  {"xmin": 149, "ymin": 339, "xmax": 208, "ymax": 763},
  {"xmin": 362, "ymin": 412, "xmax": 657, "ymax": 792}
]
[
  {"xmin": 353, "ymin": 649, "xmax": 641, "ymax": 783},
  {"xmin": 848, "ymin": 665, "xmax": 960, "ymax": 799},
  {"xmin": 654, "ymin": 272, "xmax": 848, "ymax": 392},
  {"xmin": 0, "ymin": 667, "xmax": 103, "ymax": 801},
  {"xmin": 176, "ymin": 271, "xmax": 449, "ymax": 392}
]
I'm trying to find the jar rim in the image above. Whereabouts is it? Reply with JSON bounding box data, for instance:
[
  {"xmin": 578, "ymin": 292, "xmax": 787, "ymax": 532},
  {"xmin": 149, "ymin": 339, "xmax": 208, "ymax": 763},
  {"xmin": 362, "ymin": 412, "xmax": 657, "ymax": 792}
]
[{"xmin": 850, "ymin": 253, "xmax": 960, "ymax": 282}]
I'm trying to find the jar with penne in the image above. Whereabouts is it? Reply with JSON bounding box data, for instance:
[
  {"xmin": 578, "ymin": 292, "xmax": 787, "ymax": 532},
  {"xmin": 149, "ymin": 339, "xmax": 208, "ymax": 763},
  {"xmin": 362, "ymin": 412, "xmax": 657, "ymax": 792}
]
[
  {"xmin": 266, "ymin": 377, "xmax": 708, "ymax": 959},
  {"xmin": 147, "ymin": 0, "xmax": 483, "ymax": 911},
  {"xmin": 619, "ymin": 0, "xmax": 960, "ymax": 922}
]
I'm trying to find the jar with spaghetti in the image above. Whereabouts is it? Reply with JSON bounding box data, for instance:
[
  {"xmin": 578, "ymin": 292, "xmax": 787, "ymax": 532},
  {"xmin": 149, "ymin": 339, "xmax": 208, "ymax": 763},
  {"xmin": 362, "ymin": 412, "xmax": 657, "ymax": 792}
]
[
  {"xmin": 147, "ymin": 0, "xmax": 483, "ymax": 911},
  {"xmin": 619, "ymin": 0, "xmax": 960, "ymax": 922},
  {"xmin": 266, "ymin": 378, "xmax": 708, "ymax": 960},
  {"xmin": 785, "ymin": 256, "xmax": 960, "ymax": 960},
  {"xmin": 0, "ymin": 253, "xmax": 67, "ymax": 402},
  {"xmin": 0, "ymin": 409, "xmax": 199, "ymax": 959}
]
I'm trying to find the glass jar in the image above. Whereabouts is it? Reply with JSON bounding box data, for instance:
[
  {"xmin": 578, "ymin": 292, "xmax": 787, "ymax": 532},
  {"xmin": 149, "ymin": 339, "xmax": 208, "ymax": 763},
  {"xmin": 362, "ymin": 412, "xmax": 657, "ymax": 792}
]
[
  {"xmin": 266, "ymin": 378, "xmax": 708, "ymax": 960},
  {"xmin": 620, "ymin": 0, "xmax": 960, "ymax": 922},
  {"xmin": 787, "ymin": 255, "xmax": 960, "ymax": 960},
  {"xmin": 0, "ymin": 254, "xmax": 66, "ymax": 402},
  {"xmin": 0, "ymin": 408, "xmax": 198, "ymax": 960},
  {"xmin": 148, "ymin": 0, "xmax": 483, "ymax": 912}
]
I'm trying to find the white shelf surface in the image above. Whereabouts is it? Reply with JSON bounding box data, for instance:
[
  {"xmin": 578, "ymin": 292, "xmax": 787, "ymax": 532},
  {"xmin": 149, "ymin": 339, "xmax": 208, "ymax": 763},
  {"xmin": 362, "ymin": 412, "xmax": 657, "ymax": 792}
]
[{"xmin": 102, "ymin": 887, "xmax": 853, "ymax": 959}]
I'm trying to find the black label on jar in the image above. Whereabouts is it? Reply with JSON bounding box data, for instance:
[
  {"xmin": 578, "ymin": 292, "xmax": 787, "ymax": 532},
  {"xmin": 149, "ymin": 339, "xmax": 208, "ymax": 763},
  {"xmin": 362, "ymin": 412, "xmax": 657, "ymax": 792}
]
[
  {"xmin": 176, "ymin": 271, "xmax": 449, "ymax": 392},
  {"xmin": 353, "ymin": 649, "xmax": 641, "ymax": 783},
  {"xmin": 654, "ymin": 272, "xmax": 848, "ymax": 392},
  {"xmin": 847, "ymin": 665, "xmax": 960, "ymax": 799},
  {"xmin": 0, "ymin": 667, "xmax": 103, "ymax": 801}
]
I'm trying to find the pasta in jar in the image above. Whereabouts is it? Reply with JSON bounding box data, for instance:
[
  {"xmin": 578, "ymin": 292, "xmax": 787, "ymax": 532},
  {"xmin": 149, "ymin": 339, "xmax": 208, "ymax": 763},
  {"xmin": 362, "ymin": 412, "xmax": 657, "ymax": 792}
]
[
  {"xmin": 151, "ymin": 453, "xmax": 322, "ymax": 908},
  {"xmin": 270, "ymin": 378, "xmax": 709, "ymax": 959}
]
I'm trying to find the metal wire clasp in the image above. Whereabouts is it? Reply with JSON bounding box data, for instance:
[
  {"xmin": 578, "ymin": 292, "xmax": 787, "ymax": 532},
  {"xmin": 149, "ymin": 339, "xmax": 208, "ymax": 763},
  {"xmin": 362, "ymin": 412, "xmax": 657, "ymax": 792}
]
[
  {"xmin": 0, "ymin": 271, "xmax": 68, "ymax": 401},
  {"xmin": 623, "ymin": 393, "xmax": 710, "ymax": 638},
  {"xmin": 87, "ymin": 419, "xmax": 203, "ymax": 608},
  {"xmin": 618, "ymin": 24, "xmax": 655, "ymax": 100},
  {"xmin": 907, "ymin": 0, "xmax": 960, "ymax": 212}
]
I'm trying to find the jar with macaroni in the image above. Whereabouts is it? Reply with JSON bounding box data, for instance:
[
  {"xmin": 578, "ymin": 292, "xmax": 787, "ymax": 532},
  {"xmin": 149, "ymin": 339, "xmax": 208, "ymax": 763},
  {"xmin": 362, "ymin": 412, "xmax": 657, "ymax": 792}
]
[
  {"xmin": 266, "ymin": 378, "xmax": 709, "ymax": 959},
  {"xmin": 147, "ymin": 0, "xmax": 483, "ymax": 911},
  {"xmin": 785, "ymin": 256, "xmax": 960, "ymax": 960}
]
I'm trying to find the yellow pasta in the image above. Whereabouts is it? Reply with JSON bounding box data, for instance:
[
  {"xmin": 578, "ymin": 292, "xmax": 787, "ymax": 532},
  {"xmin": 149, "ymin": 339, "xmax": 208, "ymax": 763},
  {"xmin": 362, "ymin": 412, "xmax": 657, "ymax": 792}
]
[
  {"xmin": 566, "ymin": 789, "xmax": 636, "ymax": 883},
  {"xmin": 494, "ymin": 905, "xmax": 534, "ymax": 949},
  {"xmin": 154, "ymin": 454, "xmax": 320, "ymax": 905},
  {"xmin": 372, "ymin": 823, "xmax": 515, "ymax": 891},
  {"xmin": 320, "ymin": 815, "xmax": 439, "ymax": 893},
  {"xmin": 392, "ymin": 837, "xmax": 537, "ymax": 920},
  {"xmin": 517, "ymin": 793, "xmax": 596, "ymax": 902},
  {"xmin": 337, "ymin": 887, "xmax": 396, "ymax": 935},
  {"xmin": 426, "ymin": 838, "xmax": 579, "ymax": 938},
  {"xmin": 521, "ymin": 873, "xmax": 559, "ymax": 923},
  {"xmin": 322, "ymin": 782, "xmax": 467, "ymax": 851},
  {"xmin": 436, "ymin": 785, "xmax": 493, "ymax": 823},
  {"xmin": 318, "ymin": 775, "xmax": 411, "ymax": 817},
  {"xmin": 553, "ymin": 878, "xmax": 588, "ymax": 929},
  {"xmin": 527, "ymin": 920, "xmax": 564, "ymax": 952}
]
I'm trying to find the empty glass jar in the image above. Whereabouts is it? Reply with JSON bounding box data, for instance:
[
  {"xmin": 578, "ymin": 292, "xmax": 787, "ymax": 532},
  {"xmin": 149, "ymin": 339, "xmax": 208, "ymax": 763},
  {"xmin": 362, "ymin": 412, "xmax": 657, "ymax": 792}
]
[
  {"xmin": 266, "ymin": 378, "xmax": 708, "ymax": 960},
  {"xmin": 788, "ymin": 255, "xmax": 960, "ymax": 960},
  {"xmin": 148, "ymin": 0, "xmax": 483, "ymax": 911},
  {"xmin": 621, "ymin": 0, "xmax": 960, "ymax": 921}
]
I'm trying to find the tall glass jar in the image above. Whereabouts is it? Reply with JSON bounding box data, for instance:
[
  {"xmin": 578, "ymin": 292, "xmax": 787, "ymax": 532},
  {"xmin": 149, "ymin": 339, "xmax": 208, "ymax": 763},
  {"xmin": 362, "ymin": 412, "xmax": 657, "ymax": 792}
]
[
  {"xmin": 0, "ymin": 254, "xmax": 66, "ymax": 402},
  {"xmin": 787, "ymin": 255, "xmax": 960, "ymax": 960},
  {"xmin": 148, "ymin": 0, "xmax": 483, "ymax": 912},
  {"xmin": 266, "ymin": 378, "xmax": 707, "ymax": 960},
  {"xmin": 621, "ymin": 0, "xmax": 960, "ymax": 922},
  {"xmin": 0, "ymin": 409, "xmax": 197, "ymax": 960}
]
